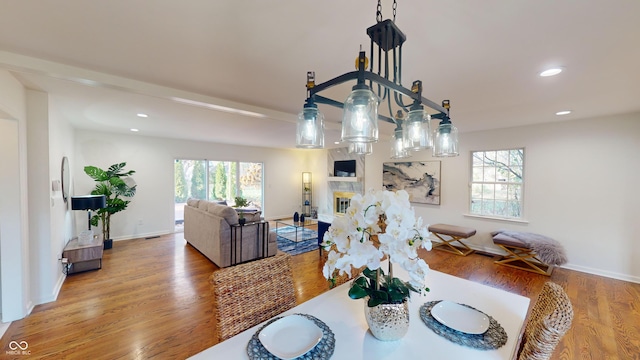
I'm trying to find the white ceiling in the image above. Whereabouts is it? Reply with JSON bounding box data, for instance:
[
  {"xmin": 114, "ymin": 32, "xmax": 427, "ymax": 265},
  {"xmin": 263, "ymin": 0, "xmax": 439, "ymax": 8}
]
[{"xmin": 1, "ymin": 0, "xmax": 639, "ymax": 149}]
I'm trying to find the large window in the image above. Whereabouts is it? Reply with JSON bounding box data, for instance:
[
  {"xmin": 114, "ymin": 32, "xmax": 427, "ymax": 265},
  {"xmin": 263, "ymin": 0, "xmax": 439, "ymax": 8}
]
[
  {"xmin": 174, "ymin": 159, "xmax": 263, "ymax": 229},
  {"xmin": 470, "ymin": 149, "xmax": 524, "ymax": 219}
]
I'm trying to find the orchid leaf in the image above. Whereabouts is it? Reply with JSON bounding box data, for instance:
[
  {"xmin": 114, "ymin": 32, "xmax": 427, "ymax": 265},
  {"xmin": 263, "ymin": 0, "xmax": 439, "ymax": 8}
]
[
  {"xmin": 353, "ymin": 276, "xmax": 368, "ymax": 288},
  {"xmin": 348, "ymin": 283, "xmax": 368, "ymax": 299}
]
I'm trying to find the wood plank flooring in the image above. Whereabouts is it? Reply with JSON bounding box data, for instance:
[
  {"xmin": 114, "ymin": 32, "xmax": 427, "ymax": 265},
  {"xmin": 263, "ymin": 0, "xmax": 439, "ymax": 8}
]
[{"xmin": 1, "ymin": 232, "xmax": 638, "ymax": 359}]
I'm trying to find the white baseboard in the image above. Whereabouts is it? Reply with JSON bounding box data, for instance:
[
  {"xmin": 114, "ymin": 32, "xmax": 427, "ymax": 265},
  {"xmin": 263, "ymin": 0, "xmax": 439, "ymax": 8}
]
[
  {"xmin": 25, "ymin": 300, "xmax": 34, "ymax": 320},
  {"xmin": 561, "ymin": 263, "xmax": 640, "ymax": 284},
  {"xmin": 0, "ymin": 320, "xmax": 10, "ymax": 339},
  {"xmin": 47, "ymin": 271, "xmax": 67, "ymax": 304},
  {"xmin": 113, "ymin": 230, "xmax": 172, "ymax": 241},
  {"xmin": 431, "ymin": 238, "xmax": 640, "ymax": 284}
]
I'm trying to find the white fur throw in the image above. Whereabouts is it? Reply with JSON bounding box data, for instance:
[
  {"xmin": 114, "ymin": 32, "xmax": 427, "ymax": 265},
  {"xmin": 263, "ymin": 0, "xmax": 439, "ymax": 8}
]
[{"xmin": 491, "ymin": 230, "xmax": 568, "ymax": 265}]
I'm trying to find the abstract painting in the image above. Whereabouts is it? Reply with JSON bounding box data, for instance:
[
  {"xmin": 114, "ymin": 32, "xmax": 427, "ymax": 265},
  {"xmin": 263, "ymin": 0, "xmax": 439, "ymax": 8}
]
[{"xmin": 383, "ymin": 161, "xmax": 441, "ymax": 205}]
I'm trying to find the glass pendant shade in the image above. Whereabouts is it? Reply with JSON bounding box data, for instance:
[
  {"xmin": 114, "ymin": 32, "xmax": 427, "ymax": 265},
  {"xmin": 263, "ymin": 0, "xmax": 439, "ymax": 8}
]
[
  {"xmin": 403, "ymin": 109, "xmax": 432, "ymax": 151},
  {"xmin": 433, "ymin": 122, "xmax": 459, "ymax": 157},
  {"xmin": 348, "ymin": 141, "xmax": 373, "ymax": 155},
  {"xmin": 390, "ymin": 129, "xmax": 410, "ymax": 159},
  {"xmin": 341, "ymin": 88, "xmax": 379, "ymax": 143},
  {"xmin": 296, "ymin": 106, "xmax": 324, "ymax": 148}
]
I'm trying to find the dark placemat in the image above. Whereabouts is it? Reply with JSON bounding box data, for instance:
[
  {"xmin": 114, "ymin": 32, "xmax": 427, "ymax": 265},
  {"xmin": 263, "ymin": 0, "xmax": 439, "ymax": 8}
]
[
  {"xmin": 420, "ymin": 300, "xmax": 508, "ymax": 350},
  {"xmin": 247, "ymin": 313, "xmax": 335, "ymax": 359}
]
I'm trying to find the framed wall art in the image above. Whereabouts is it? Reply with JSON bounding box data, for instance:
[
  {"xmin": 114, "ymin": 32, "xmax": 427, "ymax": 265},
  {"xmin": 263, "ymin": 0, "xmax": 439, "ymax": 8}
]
[{"xmin": 383, "ymin": 161, "xmax": 441, "ymax": 205}]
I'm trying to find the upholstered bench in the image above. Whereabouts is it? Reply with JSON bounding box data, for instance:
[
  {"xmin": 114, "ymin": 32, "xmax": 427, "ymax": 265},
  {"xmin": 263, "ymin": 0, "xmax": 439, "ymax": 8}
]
[
  {"xmin": 428, "ymin": 224, "xmax": 477, "ymax": 256},
  {"xmin": 492, "ymin": 230, "xmax": 568, "ymax": 276}
]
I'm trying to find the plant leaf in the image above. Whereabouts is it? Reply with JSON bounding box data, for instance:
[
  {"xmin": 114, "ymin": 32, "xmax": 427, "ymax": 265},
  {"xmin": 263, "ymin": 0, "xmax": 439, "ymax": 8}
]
[
  {"xmin": 84, "ymin": 166, "xmax": 109, "ymax": 181},
  {"xmin": 353, "ymin": 276, "xmax": 368, "ymax": 288},
  {"xmin": 367, "ymin": 292, "xmax": 390, "ymax": 307},
  {"xmin": 363, "ymin": 268, "xmax": 377, "ymax": 279},
  {"xmin": 370, "ymin": 289, "xmax": 389, "ymax": 302},
  {"xmin": 106, "ymin": 162, "xmax": 126, "ymax": 176},
  {"xmin": 91, "ymin": 183, "xmax": 112, "ymax": 197},
  {"xmin": 348, "ymin": 283, "xmax": 368, "ymax": 299}
]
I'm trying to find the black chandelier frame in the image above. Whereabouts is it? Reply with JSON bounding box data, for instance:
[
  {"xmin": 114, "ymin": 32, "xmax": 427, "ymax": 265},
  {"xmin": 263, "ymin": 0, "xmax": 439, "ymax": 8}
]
[{"xmin": 303, "ymin": 19, "xmax": 452, "ymax": 129}]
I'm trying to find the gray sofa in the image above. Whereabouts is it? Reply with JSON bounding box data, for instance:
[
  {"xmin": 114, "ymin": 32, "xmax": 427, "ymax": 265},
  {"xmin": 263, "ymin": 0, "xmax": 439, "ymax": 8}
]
[{"xmin": 184, "ymin": 198, "xmax": 277, "ymax": 267}]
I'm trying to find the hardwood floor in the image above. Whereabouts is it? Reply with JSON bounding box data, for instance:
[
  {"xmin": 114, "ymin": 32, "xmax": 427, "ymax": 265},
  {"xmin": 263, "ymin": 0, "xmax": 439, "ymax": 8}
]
[{"xmin": 1, "ymin": 232, "xmax": 638, "ymax": 359}]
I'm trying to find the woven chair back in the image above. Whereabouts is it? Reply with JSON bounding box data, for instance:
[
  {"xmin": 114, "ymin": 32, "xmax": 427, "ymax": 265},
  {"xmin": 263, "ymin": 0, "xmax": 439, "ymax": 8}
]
[
  {"xmin": 322, "ymin": 244, "xmax": 366, "ymax": 287},
  {"xmin": 518, "ymin": 282, "xmax": 574, "ymax": 360},
  {"xmin": 210, "ymin": 252, "xmax": 297, "ymax": 342}
]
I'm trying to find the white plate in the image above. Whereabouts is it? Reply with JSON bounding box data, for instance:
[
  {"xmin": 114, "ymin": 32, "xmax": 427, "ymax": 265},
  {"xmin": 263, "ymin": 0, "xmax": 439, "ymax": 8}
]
[
  {"xmin": 430, "ymin": 300, "xmax": 490, "ymax": 334},
  {"xmin": 258, "ymin": 315, "xmax": 323, "ymax": 359}
]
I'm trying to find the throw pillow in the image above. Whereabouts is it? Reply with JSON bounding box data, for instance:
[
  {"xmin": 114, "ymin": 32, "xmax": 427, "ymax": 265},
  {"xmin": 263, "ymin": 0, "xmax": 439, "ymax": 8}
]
[{"xmin": 186, "ymin": 198, "xmax": 200, "ymax": 207}]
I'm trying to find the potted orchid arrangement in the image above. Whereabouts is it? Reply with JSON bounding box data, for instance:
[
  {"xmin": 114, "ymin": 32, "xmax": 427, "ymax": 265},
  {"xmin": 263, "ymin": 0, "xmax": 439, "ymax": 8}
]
[{"xmin": 321, "ymin": 188, "xmax": 432, "ymax": 340}]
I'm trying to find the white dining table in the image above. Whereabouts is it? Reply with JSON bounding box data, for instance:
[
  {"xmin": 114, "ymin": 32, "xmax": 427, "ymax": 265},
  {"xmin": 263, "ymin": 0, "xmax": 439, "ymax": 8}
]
[{"xmin": 189, "ymin": 265, "xmax": 531, "ymax": 360}]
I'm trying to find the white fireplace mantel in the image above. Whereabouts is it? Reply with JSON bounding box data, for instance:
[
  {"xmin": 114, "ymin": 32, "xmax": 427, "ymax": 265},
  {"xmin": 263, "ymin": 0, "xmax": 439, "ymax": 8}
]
[{"xmin": 327, "ymin": 177, "xmax": 359, "ymax": 182}]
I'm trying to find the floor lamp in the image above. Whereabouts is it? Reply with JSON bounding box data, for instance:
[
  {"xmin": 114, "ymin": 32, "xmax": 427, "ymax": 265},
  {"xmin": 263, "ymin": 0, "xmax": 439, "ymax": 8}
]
[{"xmin": 71, "ymin": 195, "xmax": 106, "ymax": 242}]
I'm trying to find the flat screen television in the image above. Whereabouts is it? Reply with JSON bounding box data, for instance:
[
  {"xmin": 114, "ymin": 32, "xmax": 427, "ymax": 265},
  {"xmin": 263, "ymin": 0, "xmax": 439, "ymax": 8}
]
[{"xmin": 334, "ymin": 160, "xmax": 356, "ymax": 177}]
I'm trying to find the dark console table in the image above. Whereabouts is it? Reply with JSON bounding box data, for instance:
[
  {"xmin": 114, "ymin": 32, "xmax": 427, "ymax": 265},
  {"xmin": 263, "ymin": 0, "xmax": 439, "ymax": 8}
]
[{"xmin": 229, "ymin": 221, "xmax": 269, "ymax": 266}]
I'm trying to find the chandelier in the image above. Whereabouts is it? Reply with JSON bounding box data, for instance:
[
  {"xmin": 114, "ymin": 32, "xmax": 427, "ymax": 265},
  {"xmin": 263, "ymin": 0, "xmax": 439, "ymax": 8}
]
[{"xmin": 296, "ymin": 0, "xmax": 459, "ymax": 158}]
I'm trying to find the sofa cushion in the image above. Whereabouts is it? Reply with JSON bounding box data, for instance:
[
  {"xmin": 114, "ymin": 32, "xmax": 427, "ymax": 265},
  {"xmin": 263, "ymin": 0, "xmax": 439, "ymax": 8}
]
[
  {"xmin": 187, "ymin": 198, "xmax": 200, "ymax": 207},
  {"xmin": 198, "ymin": 200, "xmax": 209, "ymax": 211},
  {"xmin": 241, "ymin": 211, "xmax": 262, "ymax": 222},
  {"xmin": 207, "ymin": 202, "xmax": 239, "ymax": 225}
]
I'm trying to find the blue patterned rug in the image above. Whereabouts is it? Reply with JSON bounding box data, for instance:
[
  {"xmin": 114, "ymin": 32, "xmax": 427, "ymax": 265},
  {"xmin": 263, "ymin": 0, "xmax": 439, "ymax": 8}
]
[{"xmin": 274, "ymin": 226, "xmax": 319, "ymax": 256}]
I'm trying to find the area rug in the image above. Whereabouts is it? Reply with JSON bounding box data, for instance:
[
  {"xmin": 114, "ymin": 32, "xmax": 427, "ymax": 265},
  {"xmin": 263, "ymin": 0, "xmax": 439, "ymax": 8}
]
[
  {"xmin": 274, "ymin": 226, "xmax": 319, "ymax": 256},
  {"xmin": 276, "ymin": 226, "xmax": 317, "ymax": 242}
]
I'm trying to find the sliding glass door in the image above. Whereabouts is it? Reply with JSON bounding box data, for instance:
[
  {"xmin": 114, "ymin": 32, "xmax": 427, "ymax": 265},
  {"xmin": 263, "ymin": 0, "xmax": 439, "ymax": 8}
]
[{"xmin": 174, "ymin": 159, "xmax": 263, "ymax": 231}]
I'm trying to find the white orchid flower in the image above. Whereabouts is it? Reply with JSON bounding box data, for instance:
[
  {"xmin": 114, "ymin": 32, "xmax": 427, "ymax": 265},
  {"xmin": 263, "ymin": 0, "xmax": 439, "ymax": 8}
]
[{"xmin": 323, "ymin": 189, "xmax": 432, "ymax": 297}]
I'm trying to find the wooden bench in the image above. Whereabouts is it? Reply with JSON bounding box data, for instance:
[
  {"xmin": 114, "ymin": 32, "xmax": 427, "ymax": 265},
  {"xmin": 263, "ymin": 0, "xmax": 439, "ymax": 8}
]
[
  {"xmin": 428, "ymin": 224, "xmax": 477, "ymax": 256},
  {"xmin": 492, "ymin": 233, "xmax": 554, "ymax": 276}
]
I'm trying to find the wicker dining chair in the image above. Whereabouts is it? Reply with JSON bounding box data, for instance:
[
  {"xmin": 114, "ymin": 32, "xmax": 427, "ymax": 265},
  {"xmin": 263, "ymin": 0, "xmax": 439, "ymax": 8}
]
[
  {"xmin": 321, "ymin": 244, "xmax": 365, "ymax": 287},
  {"xmin": 210, "ymin": 252, "xmax": 297, "ymax": 342},
  {"xmin": 517, "ymin": 282, "xmax": 574, "ymax": 360}
]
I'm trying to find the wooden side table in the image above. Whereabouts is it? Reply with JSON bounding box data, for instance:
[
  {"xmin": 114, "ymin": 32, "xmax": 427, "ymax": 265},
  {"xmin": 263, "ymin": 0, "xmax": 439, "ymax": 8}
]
[{"xmin": 63, "ymin": 235, "xmax": 103, "ymax": 274}]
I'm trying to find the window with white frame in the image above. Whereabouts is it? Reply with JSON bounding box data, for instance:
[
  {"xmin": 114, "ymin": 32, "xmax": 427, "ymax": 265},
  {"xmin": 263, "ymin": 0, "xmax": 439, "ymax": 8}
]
[{"xmin": 470, "ymin": 148, "xmax": 524, "ymax": 219}]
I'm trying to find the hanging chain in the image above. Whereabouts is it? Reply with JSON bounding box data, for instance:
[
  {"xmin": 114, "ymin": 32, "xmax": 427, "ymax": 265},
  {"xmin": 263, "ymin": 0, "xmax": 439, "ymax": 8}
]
[
  {"xmin": 393, "ymin": 0, "xmax": 397, "ymax": 22},
  {"xmin": 377, "ymin": 0, "xmax": 398, "ymax": 22}
]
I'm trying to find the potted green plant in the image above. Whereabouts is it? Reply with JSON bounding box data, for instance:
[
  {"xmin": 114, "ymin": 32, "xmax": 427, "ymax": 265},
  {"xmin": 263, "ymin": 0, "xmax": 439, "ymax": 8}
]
[
  {"xmin": 84, "ymin": 162, "xmax": 137, "ymax": 249},
  {"xmin": 234, "ymin": 196, "xmax": 249, "ymax": 225}
]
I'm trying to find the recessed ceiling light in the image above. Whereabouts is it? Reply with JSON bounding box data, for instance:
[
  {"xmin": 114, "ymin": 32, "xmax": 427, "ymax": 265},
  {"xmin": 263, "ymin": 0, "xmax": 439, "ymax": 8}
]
[
  {"xmin": 539, "ymin": 68, "xmax": 563, "ymax": 77},
  {"xmin": 334, "ymin": 141, "xmax": 340, "ymax": 145},
  {"xmin": 555, "ymin": 110, "xmax": 571, "ymax": 116},
  {"xmin": 130, "ymin": 128, "xmax": 140, "ymax": 132},
  {"xmin": 136, "ymin": 113, "xmax": 148, "ymax": 118}
]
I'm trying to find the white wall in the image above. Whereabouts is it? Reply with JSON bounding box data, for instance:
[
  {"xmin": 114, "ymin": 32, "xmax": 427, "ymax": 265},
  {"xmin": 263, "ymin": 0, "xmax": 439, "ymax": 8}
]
[
  {"xmin": 0, "ymin": 69, "xmax": 30, "ymax": 322},
  {"xmin": 73, "ymin": 130, "xmax": 326, "ymax": 241},
  {"xmin": 1, "ymin": 71, "xmax": 80, "ymax": 323},
  {"xmin": 47, "ymin": 98, "xmax": 76, "ymax": 301},
  {"xmin": 26, "ymin": 90, "xmax": 53, "ymax": 305},
  {"xmin": 365, "ymin": 112, "xmax": 640, "ymax": 282},
  {"xmin": 24, "ymin": 90, "xmax": 77, "ymax": 306}
]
